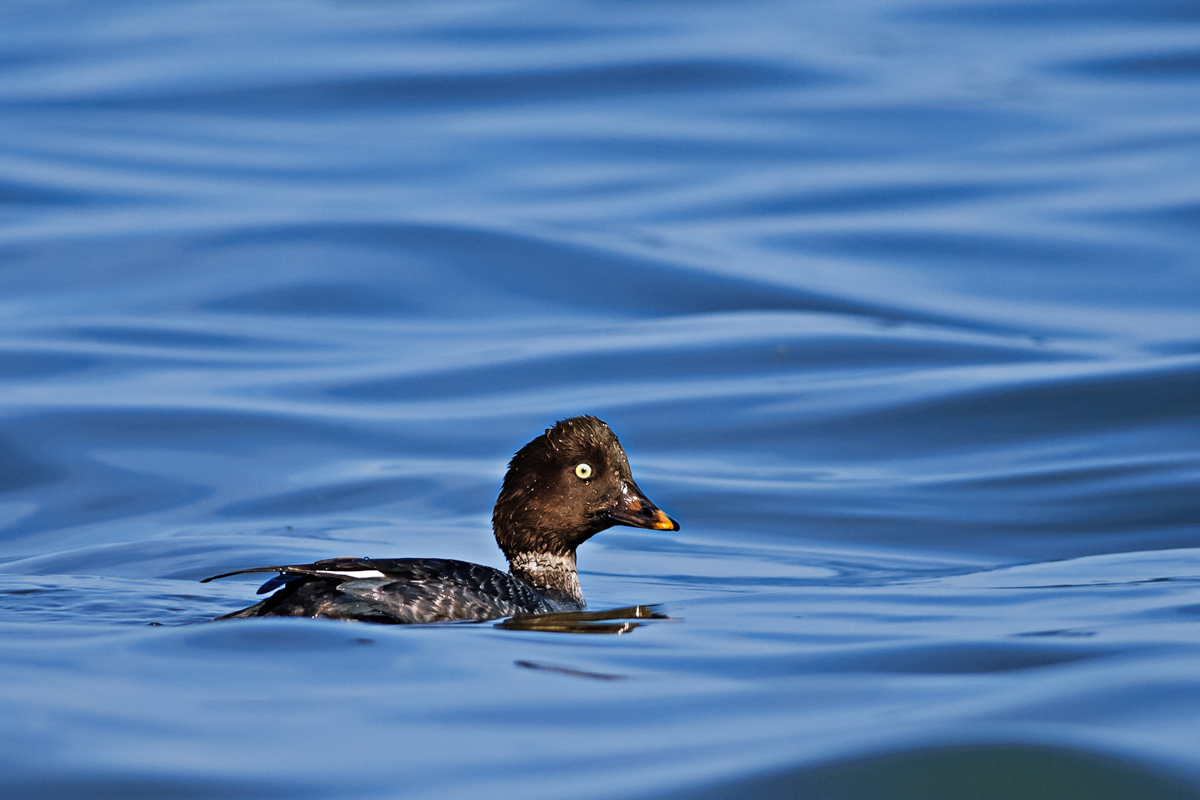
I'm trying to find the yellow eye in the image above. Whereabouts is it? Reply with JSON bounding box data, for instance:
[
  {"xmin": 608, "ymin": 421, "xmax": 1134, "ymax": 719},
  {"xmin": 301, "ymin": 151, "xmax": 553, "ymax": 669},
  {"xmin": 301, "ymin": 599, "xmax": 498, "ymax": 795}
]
[{"xmin": 574, "ymin": 463, "xmax": 593, "ymax": 480}]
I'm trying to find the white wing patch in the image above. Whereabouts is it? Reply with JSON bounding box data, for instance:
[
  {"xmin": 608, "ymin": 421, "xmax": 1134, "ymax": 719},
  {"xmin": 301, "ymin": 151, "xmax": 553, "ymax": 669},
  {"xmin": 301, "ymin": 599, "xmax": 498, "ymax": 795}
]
[{"xmin": 314, "ymin": 569, "xmax": 387, "ymax": 579}]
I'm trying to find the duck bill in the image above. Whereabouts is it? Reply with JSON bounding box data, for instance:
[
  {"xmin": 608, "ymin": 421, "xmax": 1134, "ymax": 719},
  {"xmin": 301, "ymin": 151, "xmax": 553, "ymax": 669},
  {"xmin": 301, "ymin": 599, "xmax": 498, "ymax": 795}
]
[{"xmin": 604, "ymin": 482, "xmax": 680, "ymax": 532}]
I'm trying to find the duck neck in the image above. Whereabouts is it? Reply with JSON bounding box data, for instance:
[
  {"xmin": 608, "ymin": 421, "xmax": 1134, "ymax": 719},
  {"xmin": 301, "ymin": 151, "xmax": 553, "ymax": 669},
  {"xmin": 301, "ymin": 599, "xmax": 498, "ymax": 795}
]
[{"xmin": 507, "ymin": 551, "xmax": 584, "ymax": 609}]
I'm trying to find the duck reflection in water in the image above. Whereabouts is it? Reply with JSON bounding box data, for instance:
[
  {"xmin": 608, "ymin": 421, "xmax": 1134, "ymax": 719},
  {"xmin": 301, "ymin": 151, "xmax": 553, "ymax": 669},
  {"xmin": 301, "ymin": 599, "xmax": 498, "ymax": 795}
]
[
  {"xmin": 203, "ymin": 417, "xmax": 679, "ymax": 626},
  {"xmin": 497, "ymin": 604, "xmax": 672, "ymax": 634}
]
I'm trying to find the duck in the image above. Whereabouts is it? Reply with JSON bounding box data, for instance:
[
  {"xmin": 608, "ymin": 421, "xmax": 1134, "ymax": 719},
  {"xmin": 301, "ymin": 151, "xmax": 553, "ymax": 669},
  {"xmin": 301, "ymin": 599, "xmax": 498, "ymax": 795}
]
[{"xmin": 202, "ymin": 416, "xmax": 679, "ymax": 623}]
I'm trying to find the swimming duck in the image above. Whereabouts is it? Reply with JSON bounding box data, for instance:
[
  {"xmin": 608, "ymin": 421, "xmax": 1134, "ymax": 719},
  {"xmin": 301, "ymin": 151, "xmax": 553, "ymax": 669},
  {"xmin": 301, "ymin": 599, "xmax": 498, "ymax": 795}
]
[{"xmin": 202, "ymin": 416, "xmax": 679, "ymax": 623}]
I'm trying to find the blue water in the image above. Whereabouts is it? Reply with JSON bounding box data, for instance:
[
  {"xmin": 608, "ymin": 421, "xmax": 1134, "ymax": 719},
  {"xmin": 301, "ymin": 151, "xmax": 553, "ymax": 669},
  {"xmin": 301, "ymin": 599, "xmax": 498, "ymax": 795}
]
[{"xmin": 2, "ymin": 0, "xmax": 1200, "ymax": 797}]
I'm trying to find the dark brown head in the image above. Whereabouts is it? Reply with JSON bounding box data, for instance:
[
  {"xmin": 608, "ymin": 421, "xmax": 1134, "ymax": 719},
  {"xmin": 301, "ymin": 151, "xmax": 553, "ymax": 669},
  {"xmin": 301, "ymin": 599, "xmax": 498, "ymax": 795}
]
[{"xmin": 492, "ymin": 416, "xmax": 679, "ymax": 561}]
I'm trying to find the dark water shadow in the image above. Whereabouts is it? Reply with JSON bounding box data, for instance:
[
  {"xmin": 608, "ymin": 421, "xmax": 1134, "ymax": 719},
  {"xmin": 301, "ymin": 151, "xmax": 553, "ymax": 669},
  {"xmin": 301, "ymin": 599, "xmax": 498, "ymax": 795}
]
[
  {"xmin": 1072, "ymin": 50, "xmax": 1200, "ymax": 80},
  {"xmin": 0, "ymin": 434, "xmax": 63, "ymax": 493},
  {"xmin": 658, "ymin": 742, "xmax": 1200, "ymax": 800},
  {"xmin": 0, "ymin": 774, "xmax": 322, "ymax": 800},
  {"xmin": 195, "ymin": 221, "xmax": 1011, "ymax": 333},
  {"xmin": 36, "ymin": 60, "xmax": 812, "ymax": 112},
  {"xmin": 904, "ymin": 0, "xmax": 1200, "ymax": 26},
  {"xmin": 513, "ymin": 660, "xmax": 628, "ymax": 680},
  {"xmin": 822, "ymin": 641, "xmax": 1107, "ymax": 675}
]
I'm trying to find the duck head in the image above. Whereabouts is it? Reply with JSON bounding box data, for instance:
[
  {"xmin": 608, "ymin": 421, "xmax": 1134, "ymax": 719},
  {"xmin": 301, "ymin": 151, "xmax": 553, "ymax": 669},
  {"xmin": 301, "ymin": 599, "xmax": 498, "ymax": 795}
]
[{"xmin": 492, "ymin": 416, "xmax": 679, "ymax": 562}]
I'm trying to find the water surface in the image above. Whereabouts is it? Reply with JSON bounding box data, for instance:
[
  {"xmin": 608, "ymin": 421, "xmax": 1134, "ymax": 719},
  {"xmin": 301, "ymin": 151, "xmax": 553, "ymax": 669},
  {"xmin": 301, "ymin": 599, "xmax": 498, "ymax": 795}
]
[{"xmin": 2, "ymin": 0, "xmax": 1200, "ymax": 798}]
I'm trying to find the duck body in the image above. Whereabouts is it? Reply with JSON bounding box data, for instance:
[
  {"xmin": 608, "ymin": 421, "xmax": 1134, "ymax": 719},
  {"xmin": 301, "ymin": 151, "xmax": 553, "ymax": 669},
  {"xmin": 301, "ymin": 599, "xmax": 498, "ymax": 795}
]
[
  {"xmin": 203, "ymin": 416, "xmax": 679, "ymax": 624},
  {"xmin": 209, "ymin": 557, "xmax": 567, "ymax": 623}
]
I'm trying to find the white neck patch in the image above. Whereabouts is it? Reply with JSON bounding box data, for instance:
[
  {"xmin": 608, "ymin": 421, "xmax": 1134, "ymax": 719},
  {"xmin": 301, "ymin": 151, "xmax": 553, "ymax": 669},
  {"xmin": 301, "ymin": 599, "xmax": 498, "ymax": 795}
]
[{"xmin": 507, "ymin": 552, "xmax": 581, "ymax": 599}]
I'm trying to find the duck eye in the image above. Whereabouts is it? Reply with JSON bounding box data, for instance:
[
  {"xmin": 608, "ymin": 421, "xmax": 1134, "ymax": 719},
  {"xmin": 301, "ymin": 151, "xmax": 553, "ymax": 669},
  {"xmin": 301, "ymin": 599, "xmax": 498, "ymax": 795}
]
[{"xmin": 574, "ymin": 463, "xmax": 593, "ymax": 480}]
